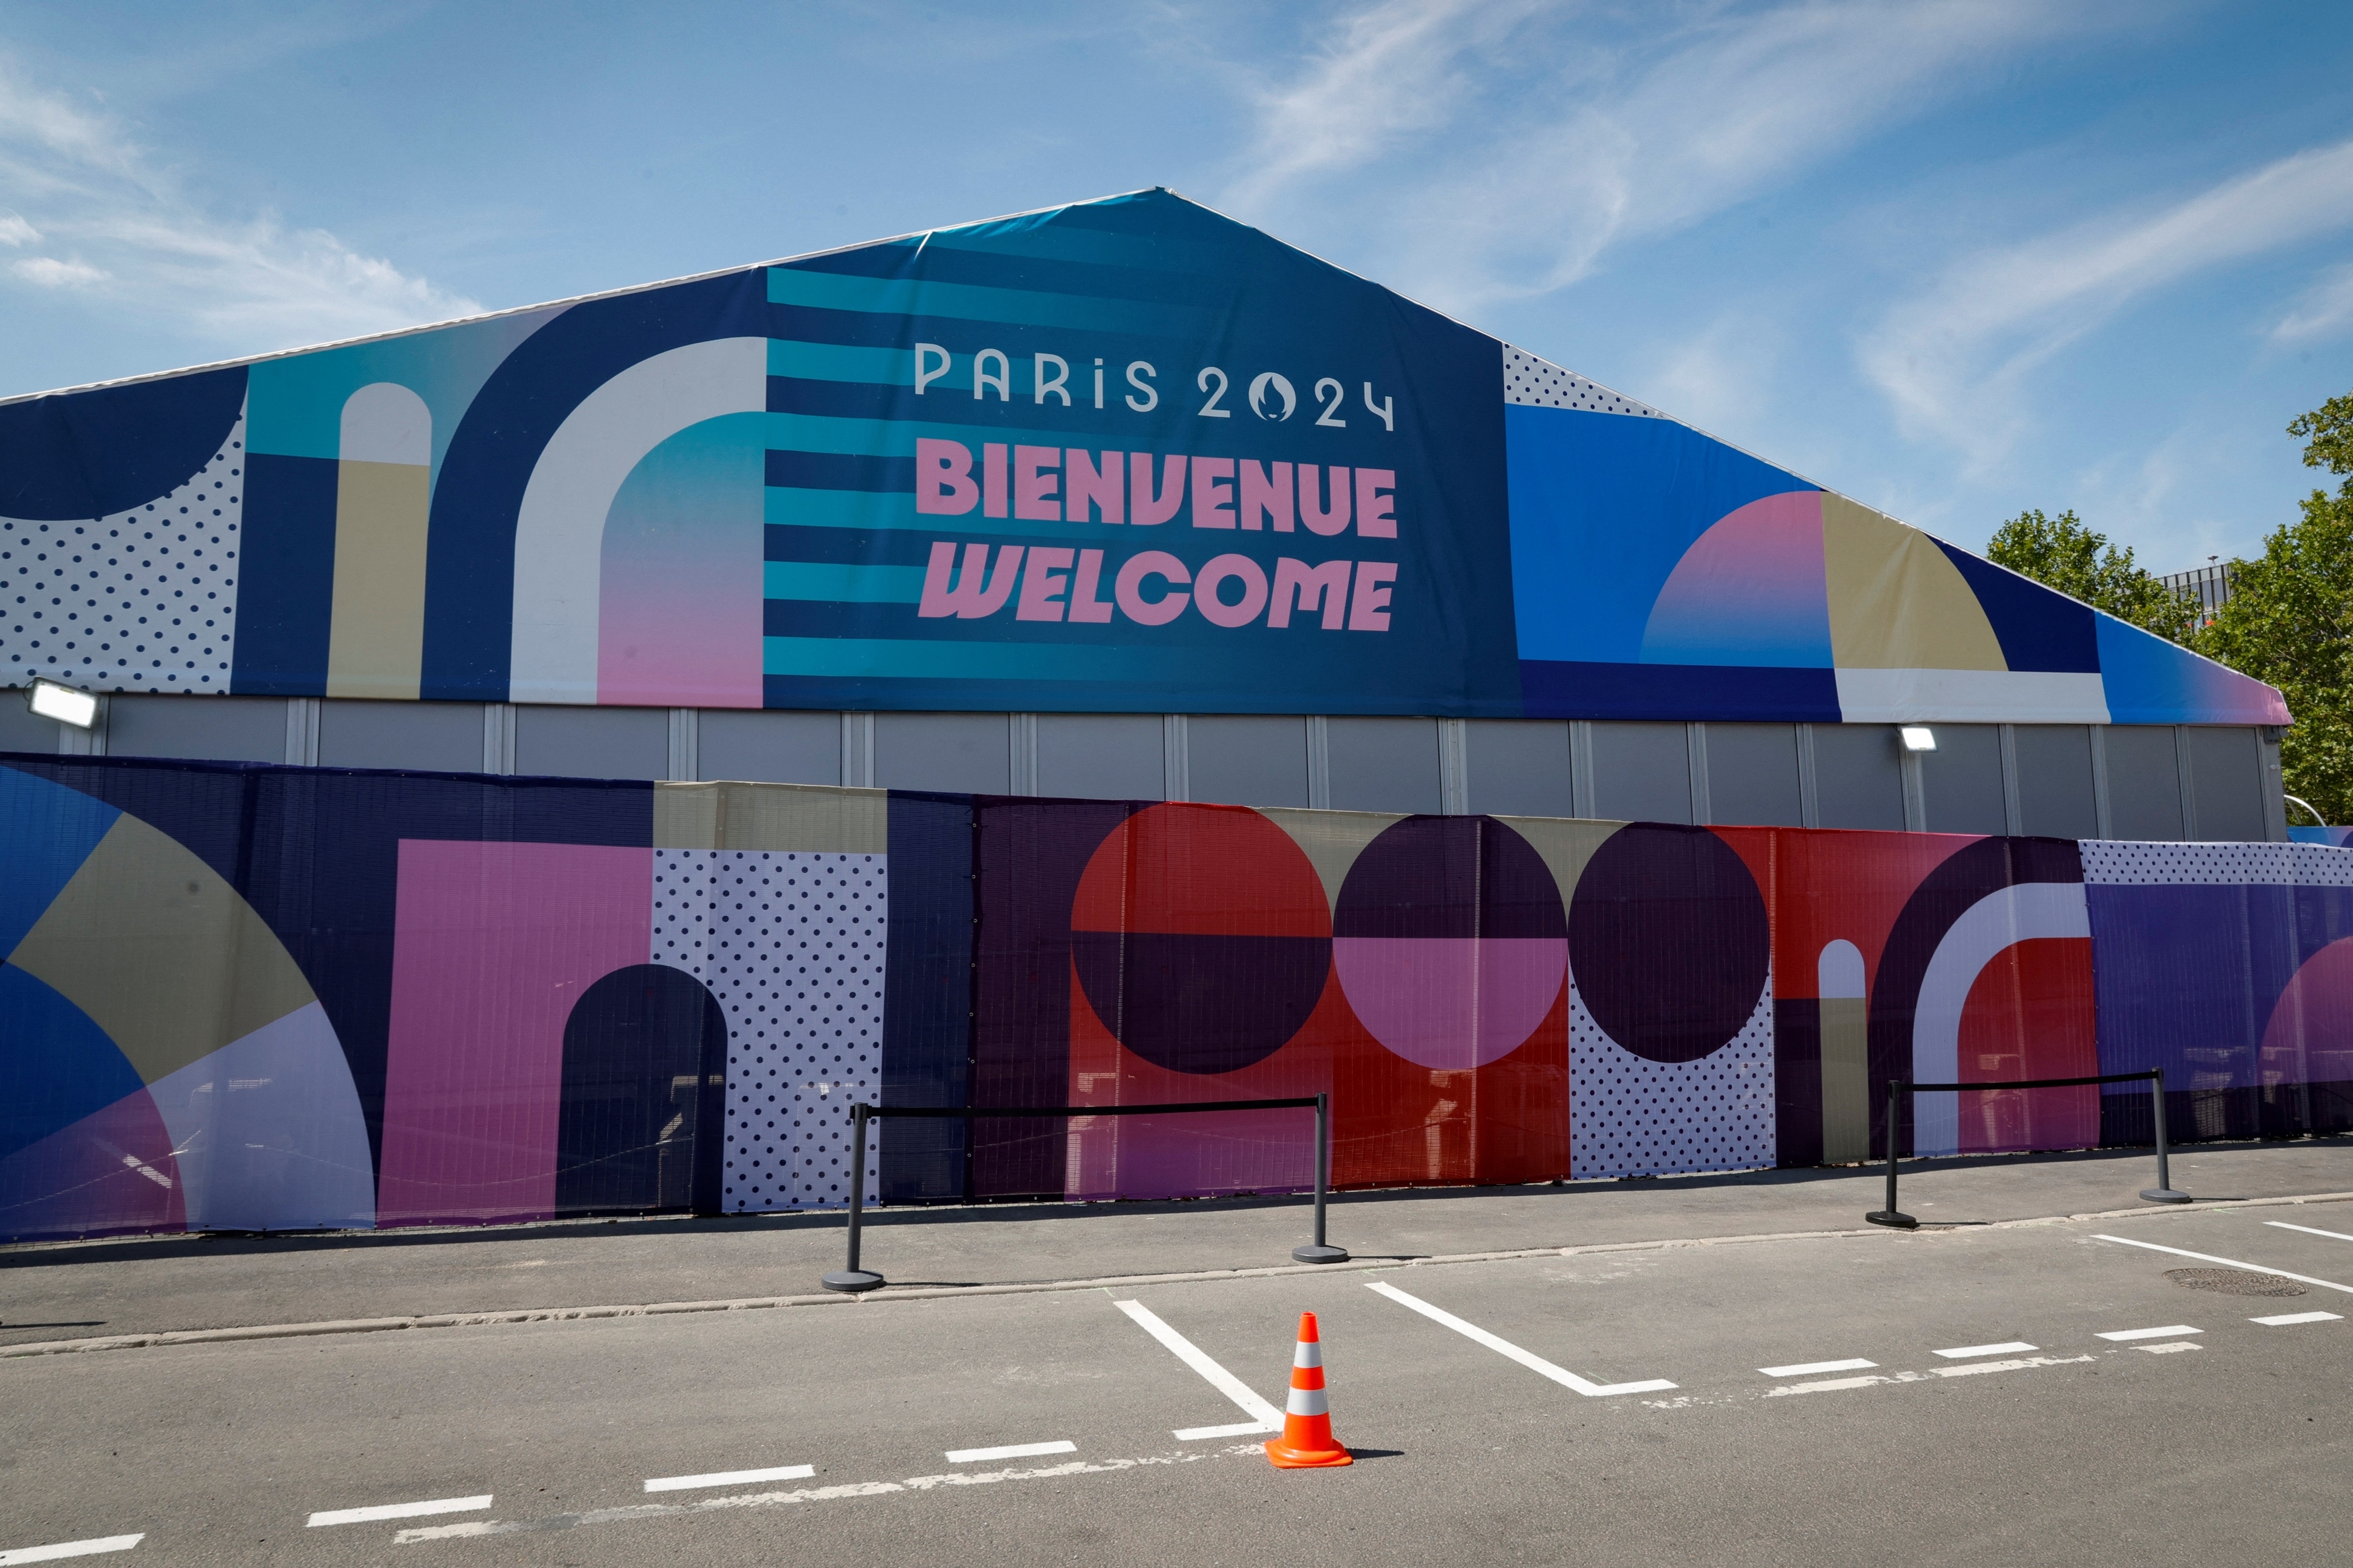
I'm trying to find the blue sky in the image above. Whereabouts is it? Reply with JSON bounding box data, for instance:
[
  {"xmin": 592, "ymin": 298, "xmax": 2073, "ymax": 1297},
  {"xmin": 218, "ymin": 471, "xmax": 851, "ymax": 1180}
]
[{"xmin": 2, "ymin": 1, "xmax": 2349, "ymax": 571}]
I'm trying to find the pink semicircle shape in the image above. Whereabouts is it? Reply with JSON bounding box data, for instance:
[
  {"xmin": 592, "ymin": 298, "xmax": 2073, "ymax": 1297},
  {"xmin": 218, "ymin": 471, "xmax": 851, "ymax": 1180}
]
[
  {"xmin": 2261, "ymin": 936, "xmax": 2353, "ymax": 1084},
  {"xmin": 1640, "ymin": 490, "xmax": 1831, "ymax": 668},
  {"xmin": 1333, "ymin": 936, "xmax": 1567, "ymax": 1071}
]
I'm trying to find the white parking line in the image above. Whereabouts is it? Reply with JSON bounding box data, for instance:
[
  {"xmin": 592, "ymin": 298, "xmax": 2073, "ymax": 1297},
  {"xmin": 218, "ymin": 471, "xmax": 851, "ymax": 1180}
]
[
  {"xmin": 306, "ymin": 1496, "xmax": 492, "ymax": 1528},
  {"xmin": 2093, "ymin": 1234, "xmax": 2353, "ymax": 1293},
  {"xmin": 1933, "ymin": 1342, "xmax": 2036, "ymax": 1359},
  {"xmin": 0, "ymin": 1536, "xmax": 143, "ymax": 1565},
  {"xmin": 2096, "ymin": 1326, "xmax": 2200, "ymax": 1341},
  {"xmin": 1759, "ymin": 1358, "xmax": 1877, "ymax": 1378},
  {"xmin": 644, "ymin": 1466, "xmax": 814, "ymax": 1493},
  {"xmin": 1365, "ymin": 1280, "xmax": 1677, "ymax": 1396},
  {"xmin": 2251, "ymin": 1311, "xmax": 2343, "ymax": 1326},
  {"xmin": 1112, "ymin": 1300, "xmax": 1283, "ymax": 1439},
  {"xmin": 2265, "ymin": 1220, "xmax": 2353, "ymax": 1245},
  {"xmin": 944, "ymin": 1441, "xmax": 1075, "ymax": 1464}
]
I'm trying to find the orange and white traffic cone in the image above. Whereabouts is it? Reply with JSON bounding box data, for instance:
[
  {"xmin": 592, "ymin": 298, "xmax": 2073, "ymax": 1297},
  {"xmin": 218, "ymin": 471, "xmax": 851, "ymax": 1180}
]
[{"xmin": 1265, "ymin": 1310, "xmax": 1353, "ymax": 1468}]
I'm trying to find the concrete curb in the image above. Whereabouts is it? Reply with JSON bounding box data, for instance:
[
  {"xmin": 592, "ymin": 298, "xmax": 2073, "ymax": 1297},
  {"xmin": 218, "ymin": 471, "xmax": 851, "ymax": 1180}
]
[{"xmin": 7, "ymin": 1189, "xmax": 2347, "ymax": 1362}]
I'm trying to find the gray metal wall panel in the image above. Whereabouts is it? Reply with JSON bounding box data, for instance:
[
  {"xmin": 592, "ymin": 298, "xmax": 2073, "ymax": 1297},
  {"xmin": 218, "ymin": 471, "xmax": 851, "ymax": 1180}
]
[
  {"xmin": 514, "ymin": 703, "xmax": 669, "ymax": 780},
  {"xmin": 1589, "ymin": 721, "xmax": 1692, "ymax": 824},
  {"xmin": 318, "ymin": 698, "xmax": 485, "ymax": 773},
  {"xmin": 1812, "ymin": 724, "xmax": 1907, "ymax": 830},
  {"xmin": 1188, "ymin": 715, "xmax": 1309, "ymax": 808},
  {"xmin": 2104, "ymin": 726, "xmax": 2184, "ymax": 840},
  {"xmin": 873, "ymin": 712, "xmax": 1010, "ymax": 795},
  {"xmin": 1464, "ymin": 719, "xmax": 1574, "ymax": 818},
  {"xmin": 107, "ymin": 694, "xmax": 286, "ymax": 763},
  {"xmin": 0, "ymin": 689, "xmax": 61, "ymax": 753},
  {"xmin": 699, "ymin": 708, "xmax": 841, "ymax": 785},
  {"xmin": 2014, "ymin": 725, "xmax": 2098, "ymax": 839},
  {"xmin": 1326, "ymin": 716, "xmax": 1441, "ymax": 815},
  {"xmin": 1920, "ymin": 724, "xmax": 2006, "ymax": 835},
  {"xmin": 2188, "ymin": 726, "xmax": 2266, "ymax": 842},
  {"xmin": 1037, "ymin": 714, "xmax": 1164, "ymax": 801},
  {"xmin": 1704, "ymin": 723, "xmax": 1804, "ymax": 826}
]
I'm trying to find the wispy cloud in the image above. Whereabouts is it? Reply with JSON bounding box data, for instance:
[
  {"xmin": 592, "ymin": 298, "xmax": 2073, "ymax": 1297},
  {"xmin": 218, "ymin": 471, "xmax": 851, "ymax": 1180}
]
[
  {"xmin": 1222, "ymin": 0, "xmax": 1544, "ymax": 212},
  {"xmin": 1861, "ymin": 138, "xmax": 2353, "ymax": 468},
  {"xmin": 0, "ymin": 55, "xmax": 478, "ymax": 373},
  {"xmin": 1225, "ymin": 0, "xmax": 2101, "ymax": 309},
  {"xmin": 14, "ymin": 255, "xmax": 104, "ymax": 287},
  {"xmin": 2269, "ymin": 261, "xmax": 2353, "ymax": 343}
]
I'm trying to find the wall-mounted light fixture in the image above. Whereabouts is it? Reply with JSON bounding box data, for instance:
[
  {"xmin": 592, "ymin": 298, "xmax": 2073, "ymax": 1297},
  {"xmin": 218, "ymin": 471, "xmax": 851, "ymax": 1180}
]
[
  {"xmin": 1898, "ymin": 725, "xmax": 1937, "ymax": 753},
  {"xmin": 28, "ymin": 679, "xmax": 97, "ymax": 729}
]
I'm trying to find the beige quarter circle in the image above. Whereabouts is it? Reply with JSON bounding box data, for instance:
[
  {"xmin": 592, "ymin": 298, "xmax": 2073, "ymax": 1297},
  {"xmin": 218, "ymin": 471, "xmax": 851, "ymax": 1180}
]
[
  {"xmin": 5, "ymin": 813, "xmax": 318, "ymax": 1086},
  {"xmin": 1257, "ymin": 808, "xmax": 1404, "ymax": 913},
  {"xmin": 1821, "ymin": 493, "xmax": 2006, "ymax": 671},
  {"xmin": 1491, "ymin": 816, "xmax": 1625, "ymax": 909}
]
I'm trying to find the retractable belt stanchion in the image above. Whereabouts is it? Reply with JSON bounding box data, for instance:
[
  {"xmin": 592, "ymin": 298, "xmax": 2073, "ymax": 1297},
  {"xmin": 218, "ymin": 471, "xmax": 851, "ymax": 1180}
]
[
  {"xmin": 821, "ymin": 1095, "xmax": 1348, "ymax": 1293},
  {"xmin": 1865, "ymin": 1068, "xmax": 2192, "ymax": 1229}
]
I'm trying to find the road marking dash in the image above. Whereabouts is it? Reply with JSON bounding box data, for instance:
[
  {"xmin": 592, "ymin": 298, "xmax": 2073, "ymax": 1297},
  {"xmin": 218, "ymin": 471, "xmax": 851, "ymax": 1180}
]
[
  {"xmin": 0, "ymin": 1536, "xmax": 144, "ymax": 1565},
  {"xmin": 2251, "ymin": 1310, "xmax": 2342, "ymax": 1326},
  {"xmin": 2134, "ymin": 1341, "xmax": 2201, "ymax": 1354},
  {"xmin": 645, "ymin": 1465, "xmax": 814, "ymax": 1493},
  {"xmin": 944, "ymin": 1441, "xmax": 1075, "ymax": 1464},
  {"xmin": 1112, "ymin": 1300, "xmax": 1282, "ymax": 1439},
  {"xmin": 2265, "ymin": 1220, "xmax": 2353, "ymax": 1245},
  {"xmin": 1765, "ymin": 1374, "xmax": 1890, "ymax": 1396},
  {"xmin": 1933, "ymin": 1341, "xmax": 2036, "ymax": 1359},
  {"xmin": 1932, "ymin": 1354, "xmax": 2093, "ymax": 1377},
  {"xmin": 307, "ymin": 1496, "xmax": 492, "ymax": 1528},
  {"xmin": 391, "ymin": 1444, "xmax": 1260, "ymax": 1544},
  {"xmin": 2092, "ymin": 1235, "xmax": 2353, "ymax": 1294},
  {"xmin": 2096, "ymin": 1325, "xmax": 2200, "ymax": 1341},
  {"xmin": 1364, "ymin": 1280, "xmax": 1675, "ymax": 1396},
  {"xmin": 1759, "ymin": 1358, "xmax": 1877, "ymax": 1378}
]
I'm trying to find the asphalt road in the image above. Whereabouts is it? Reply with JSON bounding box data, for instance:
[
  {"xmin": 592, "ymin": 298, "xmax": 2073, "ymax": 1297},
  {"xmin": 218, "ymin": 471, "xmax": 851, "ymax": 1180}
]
[{"xmin": 6, "ymin": 1200, "xmax": 2350, "ymax": 1566}]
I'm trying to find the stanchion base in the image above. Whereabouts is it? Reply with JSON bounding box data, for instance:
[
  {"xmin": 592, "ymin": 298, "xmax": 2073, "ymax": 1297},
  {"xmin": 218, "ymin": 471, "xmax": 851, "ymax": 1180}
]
[
  {"xmin": 2139, "ymin": 1188, "xmax": 2194, "ymax": 1205},
  {"xmin": 821, "ymin": 1270, "xmax": 886, "ymax": 1293},
  {"xmin": 1865, "ymin": 1210, "xmax": 1918, "ymax": 1229},
  {"xmin": 1291, "ymin": 1244, "xmax": 1349, "ymax": 1265}
]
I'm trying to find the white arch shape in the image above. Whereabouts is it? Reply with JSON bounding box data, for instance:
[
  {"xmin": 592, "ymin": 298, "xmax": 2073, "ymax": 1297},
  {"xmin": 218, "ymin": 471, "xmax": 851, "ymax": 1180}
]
[
  {"xmin": 1910, "ymin": 881, "xmax": 2091, "ymax": 1157},
  {"xmin": 508, "ymin": 336, "xmax": 768, "ymax": 704}
]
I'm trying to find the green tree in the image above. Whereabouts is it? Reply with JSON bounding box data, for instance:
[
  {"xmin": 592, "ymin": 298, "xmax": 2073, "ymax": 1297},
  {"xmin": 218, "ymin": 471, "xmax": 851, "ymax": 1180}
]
[
  {"xmin": 1985, "ymin": 508, "xmax": 2192, "ymax": 640},
  {"xmin": 2195, "ymin": 405, "xmax": 2353, "ymax": 824}
]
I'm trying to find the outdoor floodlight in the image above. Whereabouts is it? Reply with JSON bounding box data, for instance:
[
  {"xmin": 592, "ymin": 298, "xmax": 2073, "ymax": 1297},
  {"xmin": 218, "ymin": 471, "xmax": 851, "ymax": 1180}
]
[
  {"xmin": 1899, "ymin": 725, "xmax": 1937, "ymax": 753},
  {"xmin": 28, "ymin": 679, "xmax": 97, "ymax": 729}
]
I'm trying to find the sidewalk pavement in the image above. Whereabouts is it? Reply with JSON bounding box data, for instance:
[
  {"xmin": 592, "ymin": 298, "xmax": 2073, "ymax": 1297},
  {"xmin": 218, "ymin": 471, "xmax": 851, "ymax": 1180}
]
[{"xmin": 4, "ymin": 1136, "xmax": 2348, "ymax": 1352}]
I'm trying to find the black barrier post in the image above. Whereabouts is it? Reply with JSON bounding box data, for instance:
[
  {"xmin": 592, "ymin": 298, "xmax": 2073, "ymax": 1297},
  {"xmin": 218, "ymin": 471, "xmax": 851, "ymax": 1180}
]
[
  {"xmin": 2141, "ymin": 1066, "xmax": 2191, "ymax": 1204},
  {"xmin": 1292, "ymin": 1092, "xmax": 1347, "ymax": 1264},
  {"xmin": 820, "ymin": 1103, "xmax": 885, "ymax": 1294},
  {"xmin": 821, "ymin": 1096, "xmax": 1347, "ymax": 1293},
  {"xmin": 1867, "ymin": 1079, "xmax": 1916, "ymax": 1229},
  {"xmin": 1864, "ymin": 1069, "xmax": 2191, "ymax": 1229}
]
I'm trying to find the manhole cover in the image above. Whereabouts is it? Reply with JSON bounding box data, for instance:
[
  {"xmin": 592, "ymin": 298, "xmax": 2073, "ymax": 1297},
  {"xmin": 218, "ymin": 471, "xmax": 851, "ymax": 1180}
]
[{"xmin": 2164, "ymin": 1267, "xmax": 2307, "ymax": 1297}]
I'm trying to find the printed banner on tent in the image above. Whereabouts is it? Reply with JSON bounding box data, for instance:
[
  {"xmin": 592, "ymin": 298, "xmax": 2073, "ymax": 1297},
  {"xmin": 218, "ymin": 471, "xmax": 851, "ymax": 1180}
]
[
  {"xmin": 0, "ymin": 191, "xmax": 2287, "ymax": 725},
  {"xmin": 2, "ymin": 751, "xmax": 2346, "ymax": 1244}
]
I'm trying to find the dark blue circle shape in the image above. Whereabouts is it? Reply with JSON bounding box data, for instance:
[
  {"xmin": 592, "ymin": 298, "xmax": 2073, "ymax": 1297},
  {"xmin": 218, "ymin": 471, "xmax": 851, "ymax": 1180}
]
[
  {"xmin": 1568, "ymin": 824, "xmax": 1768, "ymax": 1064},
  {"xmin": 1072, "ymin": 931, "xmax": 1330, "ymax": 1077},
  {"xmin": 1334, "ymin": 815, "xmax": 1566, "ymax": 939},
  {"xmin": 0, "ymin": 366, "xmax": 247, "ymax": 521}
]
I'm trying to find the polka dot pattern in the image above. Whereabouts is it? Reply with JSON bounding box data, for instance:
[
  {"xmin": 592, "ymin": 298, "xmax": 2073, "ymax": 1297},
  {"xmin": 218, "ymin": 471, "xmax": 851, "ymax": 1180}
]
[
  {"xmin": 1568, "ymin": 970, "xmax": 1775, "ymax": 1179},
  {"xmin": 651, "ymin": 849, "xmax": 886, "ymax": 1212},
  {"xmin": 0, "ymin": 401, "xmax": 244, "ymax": 692},
  {"xmin": 1502, "ymin": 345, "xmax": 1662, "ymax": 418},
  {"xmin": 2080, "ymin": 840, "xmax": 2353, "ymax": 888}
]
